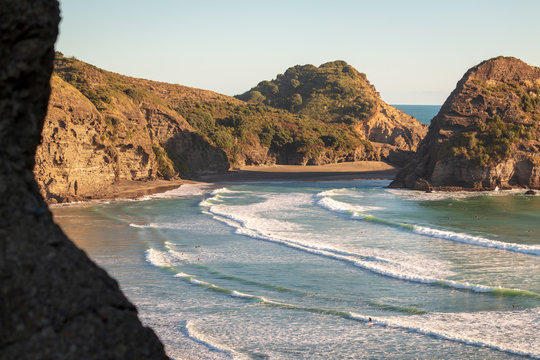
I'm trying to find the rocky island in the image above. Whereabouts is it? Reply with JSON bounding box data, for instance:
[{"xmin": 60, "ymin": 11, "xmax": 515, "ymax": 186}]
[
  {"xmin": 390, "ymin": 56, "xmax": 540, "ymax": 191},
  {"xmin": 35, "ymin": 56, "xmax": 426, "ymax": 203}
]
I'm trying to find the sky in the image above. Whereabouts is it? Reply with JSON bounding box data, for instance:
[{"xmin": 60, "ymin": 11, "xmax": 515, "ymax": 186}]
[{"xmin": 56, "ymin": 0, "xmax": 540, "ymax": 105}]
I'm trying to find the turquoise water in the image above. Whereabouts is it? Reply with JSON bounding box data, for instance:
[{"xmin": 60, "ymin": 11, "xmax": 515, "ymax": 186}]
[
  {"xmin": 53, "ymin": 181, "xmax": 540, "ymax": 359},
  {"xmin": 393, "ymin": 104, "xmax": 441, "ymax": 124}
]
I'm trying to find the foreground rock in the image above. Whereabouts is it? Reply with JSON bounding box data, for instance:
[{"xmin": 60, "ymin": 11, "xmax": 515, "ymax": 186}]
[
  {"xmin": 391, "ymin": 57, "xmax": 540, "ymax": 190},
  {"xmin": 0, "ymin": 1, "xmax": 168, "ymax": 359}
]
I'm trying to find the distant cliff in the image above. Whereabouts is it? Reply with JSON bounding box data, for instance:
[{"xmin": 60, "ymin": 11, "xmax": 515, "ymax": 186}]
[
  {"xmin": 36, "ymin": 56, "xmax": 427, "ymax": 202},
  {"xmin": 390, "ymin": 57, "xmax": 540, "ymax": 190},
  {"xmin": 36, "ymin": 55, "xmax": 231, "ymax": 202}
]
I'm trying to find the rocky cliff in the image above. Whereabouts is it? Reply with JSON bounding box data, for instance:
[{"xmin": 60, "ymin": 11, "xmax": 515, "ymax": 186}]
[
  {"xmin": 0, "ymin": 1, "xmax": 168, "ymax": 358},
  {"xmin": 236, "ymin": 61, "xmax": 427, "ymax": 164},
  {"xmin": 35, "ymin": 56, "xmax": 230, "ymax": 202},
  {"xmin": 390, "ymin": 57, "xmax": 540, "ymax": 190},
  {"xmin": 36, "ymin": 57, "xmax": 427, "ymax": 203}
]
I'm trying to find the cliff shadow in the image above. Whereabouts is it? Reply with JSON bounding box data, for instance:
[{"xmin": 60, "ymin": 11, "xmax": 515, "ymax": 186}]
[{"xmin": 164, "ymin": 130, "xmax": 231, "ymax": 178}]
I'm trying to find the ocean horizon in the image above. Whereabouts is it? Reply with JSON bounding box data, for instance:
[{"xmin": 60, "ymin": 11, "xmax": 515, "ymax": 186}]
[{"xmin": 393, "ymin": 104, "xmax": 441, "ymax": 124}]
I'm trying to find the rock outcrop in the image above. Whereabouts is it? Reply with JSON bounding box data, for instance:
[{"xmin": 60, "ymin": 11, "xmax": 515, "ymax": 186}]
[
  {"xmin": 391, "ymin": 57, "xmax": 540, "ymax": 190},
  {"xmin": 35, "ymin": 57, "xmax": 230, "ymax": 203},
  {"xmin": 0, "ymin": 1, "xmax": 168, "ymax": 359},
  {"xmin": 36, "ymin": 57, "xmax": 427, "ymax": 203},
  {"xmin": 237, "ymin": 61, "xmax": 427, "ymax": 165}
]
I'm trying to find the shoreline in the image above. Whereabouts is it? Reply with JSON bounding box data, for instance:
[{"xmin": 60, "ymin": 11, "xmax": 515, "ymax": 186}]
[
  {"xmin": 48, "ymin": 160, "xmax": 537, "ymax": 206},
  {"xmin": 49, "ymin": 161, "xmax": 398, "ymax": 205}
]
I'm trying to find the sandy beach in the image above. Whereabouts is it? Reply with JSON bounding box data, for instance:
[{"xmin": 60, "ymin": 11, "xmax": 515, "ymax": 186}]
[
  {"xmin": 199, "ymin": 161, "xmax": 398, "ymax": 183},
  {"xmin": 109, "ymin": 161, "xmax": 397, "ymax": 199}
]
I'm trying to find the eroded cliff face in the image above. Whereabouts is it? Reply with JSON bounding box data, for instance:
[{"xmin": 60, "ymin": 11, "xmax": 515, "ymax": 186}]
[
  {"xmin": 35, "ymin": 60, "xmax": 230, "ymax": 203},
  {"xmin": 356, "ymin": 101, "xmax": 428, "ymax": 165},
  {"xmin": 0, "ymin": 1, "xmax": 168, "ymax": 358},
  {"xmin": 391, "ymin": 57, "xmax": 540, "ymax": 190},
  {"xmin": 35, "ymin": 75, "xmax": 156, "ymax": 202}
]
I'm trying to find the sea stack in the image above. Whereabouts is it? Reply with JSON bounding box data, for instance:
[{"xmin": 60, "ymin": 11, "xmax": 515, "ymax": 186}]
[{"xmin": 390, "ymin": 56, "xmax": 540, "ymax": 190}]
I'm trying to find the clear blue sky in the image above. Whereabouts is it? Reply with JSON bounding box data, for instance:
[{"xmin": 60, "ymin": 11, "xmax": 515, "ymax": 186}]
[{"xmin": 56, "ymin": 0, "xmax": 540, "ymax": 105}]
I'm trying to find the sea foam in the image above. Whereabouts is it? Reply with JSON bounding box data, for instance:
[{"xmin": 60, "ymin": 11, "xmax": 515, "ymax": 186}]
[
  {"xmin": 316, "ymin": 190, "xmax": 540, "ymax": 257},
  {"xmin": 145, "ymin": 248, "xmax": 540, "ymax": 359},
  {"xmin": 200, "ymin": 191, "xmax": 538, "ymax": 297}
]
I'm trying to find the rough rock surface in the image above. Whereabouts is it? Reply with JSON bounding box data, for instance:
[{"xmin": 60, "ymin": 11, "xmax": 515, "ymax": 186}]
[
  {"xmin": 237, "ymin": 60, "xmax": 427, "ymax": 165},
  {"xmin": 35, "ymin": 60, "xmax": 230, "ymax": 203},
  {"xmin": 0, "ymin": 1, "xmax": 168, "ymax": 359},
  {"xmin": 391, "ymin": 57, "xmax": 540, "ymax": 190}
]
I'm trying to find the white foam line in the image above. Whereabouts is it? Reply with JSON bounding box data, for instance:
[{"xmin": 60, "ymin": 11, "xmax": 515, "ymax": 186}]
[
  {"xmin": 146, "ymin": 246, "xmax": 538, "ymax": 358},
  {"xmin": 347, "ymin": 313, "xmax": 540, "ymax": 359},
  {"xmin": 139, "ymin": 183, "xmax": 214, "ymax": 200},
  {"xmin": 204, "ymin": 209, "xmax": 512, "ymax": 295},
  {"xmin": 145, "ymin": 248, "xmax": 176, "ymax": 268},
  {"xmin": 182, "ymin": 321, "xmax": 246, "ymax": 360},
  {"xmin": 413, "ymin": 226, "xmax": 540, "ymax": 256},
  {"xmin": 386, "ymin": 188, "xmax": 527, "ymax": 201},
  {"xmin": 316, "ymin": 191, "xmax": 540, "ymax": 257},
  {"xmin": 316, "ymin": 192, "xmax": 382, "ymax": 213}
]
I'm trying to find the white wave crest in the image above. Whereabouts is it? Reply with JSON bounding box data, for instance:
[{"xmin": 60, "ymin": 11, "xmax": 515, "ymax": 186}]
[
  {"xmin": 140, "ymin": 183, "xmax": 214, "ymax": 200},
  {"xmin": 367, "ymin": 308, "xmax": 540, "ymax": 359},
  {"xmin": 315, "ymin": 189, "xmax": 381, "ymax": 213},
  {"xmin": 201, "ymin": 202, "xmax": 527, "ymax": 294},
  {"xmin": 414, "ymin": 226, "xmax": 540, "ymax": 256},
  {"xmin": 145, "ymin": 248, "xmax": 176, "ymax": 268},
  {"xmin": 317, "ymin": 189, "xmax": 540, "ymax": 257},
  {"xmin": 386, "ymin": 188, "xmax": 526, "ymax": 201},
  {"xmin": 183, "ymin": 321, "xmax": 246, "ymax": 359},
  {"xmin": 147, "ymin": 243, "xmax": 540, "ymax": 358}
]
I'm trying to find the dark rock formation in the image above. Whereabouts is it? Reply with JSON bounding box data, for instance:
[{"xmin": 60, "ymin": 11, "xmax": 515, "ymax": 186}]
[
  {"xmin": 391, "ymin": 57, "xmax": 540, "ymax": 190},
  {"xmin": 0, "ymin": 1, "xmax": 168, "ymax": 359}
]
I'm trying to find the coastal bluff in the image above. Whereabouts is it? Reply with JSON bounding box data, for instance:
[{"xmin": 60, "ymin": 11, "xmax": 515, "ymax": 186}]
[
  {"xmin": 0, "ymin": 1, "xmax": 168, "ymax": 359},
  {"xmin": 35, "ymin": 57, "xmax": 426, "ymax": 203},
  {"xmin": 390, "ymin": 57, "xmax": 540, "ymax": 190}
]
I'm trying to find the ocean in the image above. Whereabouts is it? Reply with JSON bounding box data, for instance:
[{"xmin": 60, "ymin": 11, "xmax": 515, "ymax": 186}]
[
  {"xmin": 52, "ymin": 180, "xmax": 540, "ymax": 359},
  {"xmin": 393, "ymin": 104, "xmax": 441, "ymax": 124}
]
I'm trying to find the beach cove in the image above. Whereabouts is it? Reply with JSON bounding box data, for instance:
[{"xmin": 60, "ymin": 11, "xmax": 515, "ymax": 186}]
[{"xmin": 52, "ymin": 163, "xmax": 540, "ymax": 359}]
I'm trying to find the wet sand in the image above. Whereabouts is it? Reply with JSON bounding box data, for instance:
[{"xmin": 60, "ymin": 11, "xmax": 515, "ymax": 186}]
[{"xmin": 90, "ymin": 161, "xmax": 397, "ymax": 201}]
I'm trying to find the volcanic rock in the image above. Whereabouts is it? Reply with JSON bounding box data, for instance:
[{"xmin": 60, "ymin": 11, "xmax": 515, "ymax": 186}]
[{"xmin": 0, "ymin": 1, "xmax": 168, "ymax": 358}]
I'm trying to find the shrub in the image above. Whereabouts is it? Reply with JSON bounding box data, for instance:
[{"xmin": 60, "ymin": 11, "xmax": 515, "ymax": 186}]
[{"xmin": 152, "ymin": 143, "xmax": 176, "ymax": 178}]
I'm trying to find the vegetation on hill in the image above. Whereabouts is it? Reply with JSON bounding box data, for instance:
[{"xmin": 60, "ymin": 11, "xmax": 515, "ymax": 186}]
[
  {"xmin": 52, "ymin": 55, "xmax": 381, "ymax": 168},
  {"xmin": 391, "ymin": 56, "xmax": 540, "ymax": 190},
  {"xmin": 438, "ymin": 79, "xmax": 540, "ymax": 166},
  {"xmin": 439, "ymin": 115, "xmax": 539, "ymax": 166},
  {"xmin": 236, "ymin": 60, "xmax": 379, "ymax": 125}
]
